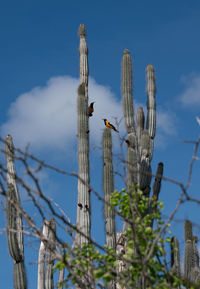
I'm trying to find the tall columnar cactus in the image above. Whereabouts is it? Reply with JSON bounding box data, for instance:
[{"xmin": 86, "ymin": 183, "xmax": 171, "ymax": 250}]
[
  {"xmin": 45, "ymin": 218, "xmax": 56, "ymax": 289},
  {"xmin": 121, "ymin": 50, "xmax": 157, "ymax": 194},
  {"xmin": 170, "ymin": 237, "xmax": 181, "ymax": 277},
  {"xmin": 103, "ymin": 128, "xmax": 116, "ymax": 249},
  {"xmin": 75, "ymin": 23, "xmax": 90, "ymax": 247},
  {"xmin": 38, "ymin": 220, "xmax": 49, "ymax": 289},
  {"xmin": 103, "ymin": 128, "xmax": 116, "ymax": 289},
  {"xmin": 121, "ymin": 50, "xmax": 138, "ymax": 187},
  {"xmin": 5, "ymin": 134, "xmax": 27, "ymax": 289},
  {"xmin": 75, "ymin": 83, "xmax": 90, "ymax": 245},
  {"xmin": 184, "ymin": 220, "xmax": 196, "ymax": 285}
]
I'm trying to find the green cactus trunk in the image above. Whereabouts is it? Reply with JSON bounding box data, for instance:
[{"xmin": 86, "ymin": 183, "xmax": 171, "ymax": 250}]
[{"xmin": 5, "ymin": 134, "xmax": 27, "ymax": 289}]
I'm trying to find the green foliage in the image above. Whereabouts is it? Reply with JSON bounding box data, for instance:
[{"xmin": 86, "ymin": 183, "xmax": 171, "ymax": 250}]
[{"xmin": 54, "ymin": 187, "xmax": 187, "ymax": 288}]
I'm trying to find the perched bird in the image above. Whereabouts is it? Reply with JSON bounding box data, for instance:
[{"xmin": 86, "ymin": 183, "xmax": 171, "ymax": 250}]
[
  {"xmin": 103, "ymin": 119, "xmax": 119, "ymax": 132},
  {"xmin": 88, "ymin": 102, "xmax": 95, "ymax": 117}
]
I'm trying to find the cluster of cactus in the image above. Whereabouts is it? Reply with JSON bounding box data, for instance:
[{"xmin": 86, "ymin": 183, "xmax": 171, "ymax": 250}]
[
  {"xmin": 5, "ymin": 23, "xmax": 200, "ymax": 289},
  {"xmin": 169, "ymin": 220, "xmax": 200, "ymax": 288}
]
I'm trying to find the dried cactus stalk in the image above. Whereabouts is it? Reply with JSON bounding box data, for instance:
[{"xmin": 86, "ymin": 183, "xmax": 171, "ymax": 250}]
[
  {"xmin": 171, "ymin": 237, "xmax": 180, "ymax": 276},
  {"xmin": 45, "ymin": 218, "xmax": 56, "ymax": 289},
  {"xmin": 37, "ymin": 219, "xmax": 49, "ymax": 289},
  {"xmin": 103, "ymin": 128, "xmax": 116, "ymax": 250},
  {"xmin": 78, "ymin": 24, "xmax": 88, "ymax": 95},
  {"xmin": 75, "ymin": 83, "xmax": 90, "ymax": 246}
]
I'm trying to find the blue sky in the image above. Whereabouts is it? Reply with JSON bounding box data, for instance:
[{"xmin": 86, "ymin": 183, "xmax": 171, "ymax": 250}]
[{"xmin": 1, "ymin": 0, "xmax": 200, "ymax": 288}]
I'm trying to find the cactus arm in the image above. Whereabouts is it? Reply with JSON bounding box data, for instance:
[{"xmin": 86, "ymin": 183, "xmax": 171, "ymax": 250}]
[
  {"xmin": 121, "ymin": 49, "xmax": 135, "ymax": 134},
  {"xmin": 146, "ymin": 64, "xmax": 156, "ymax": 139},
  {"xmin": 121, "ymin": 50, "xmax": 140, "ymax": 186}
]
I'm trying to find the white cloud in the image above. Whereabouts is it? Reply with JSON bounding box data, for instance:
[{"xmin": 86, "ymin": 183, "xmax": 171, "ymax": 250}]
[
  {"xmin": 155, "ymin": 109, "xmax": 177, "ymax": 149},
  {"xmin": 1, "ymin": 76, "xmax": 123, "ymax": 152},
  {"xmin": 1, "ymin": 75, "xmax": 177, "ymax": 154},
  {"xmin": 179, "ymin": 74, "xmax": 200, "ymax": 107}
]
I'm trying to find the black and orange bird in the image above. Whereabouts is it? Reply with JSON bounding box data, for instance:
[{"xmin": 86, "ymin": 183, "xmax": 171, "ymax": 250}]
[
  {"xmin": 103, "ymin": 119, "xmax": 119, "ymax": 133},
  {"xmin": 88, "ymin": 102, "xmax": 95, "ymax": 117}
]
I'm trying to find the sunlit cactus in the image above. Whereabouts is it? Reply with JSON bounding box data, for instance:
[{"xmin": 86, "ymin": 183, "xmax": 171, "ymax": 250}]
[{"xmin": 5, "ymin": 134, "xmax": 27, "ymax": 289}]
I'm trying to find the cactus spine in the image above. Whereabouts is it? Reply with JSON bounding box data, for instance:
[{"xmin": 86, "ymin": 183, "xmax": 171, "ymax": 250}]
[
  {"xmin": 103, "ymin": 128, "xmax": 116, "ymax": 249},
  {"xmin": 5, "ymin": 134, "xmax": 27, "ymax": 289}
]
